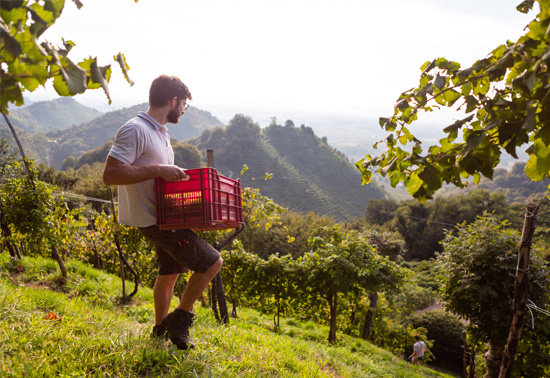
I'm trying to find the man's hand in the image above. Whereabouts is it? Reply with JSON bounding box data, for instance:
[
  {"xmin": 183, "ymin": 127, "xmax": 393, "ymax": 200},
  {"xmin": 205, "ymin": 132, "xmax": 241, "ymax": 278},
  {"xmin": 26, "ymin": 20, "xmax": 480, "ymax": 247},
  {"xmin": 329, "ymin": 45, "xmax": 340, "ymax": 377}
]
[{"xmin": 159, "ymin": 165, "xmax": 189, "ymax": 182}]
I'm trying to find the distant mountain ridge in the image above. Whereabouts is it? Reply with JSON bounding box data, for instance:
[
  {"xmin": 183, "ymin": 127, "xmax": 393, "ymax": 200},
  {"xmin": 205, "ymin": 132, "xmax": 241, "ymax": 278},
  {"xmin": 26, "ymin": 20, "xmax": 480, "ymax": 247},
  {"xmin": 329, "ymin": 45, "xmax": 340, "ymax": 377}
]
[
  {"xmin": 45, "ymin": 102, "xmax": 223, "ymax": 168},
  {"xmin": 1, "ymin": 100, "xmax": 224, "ymax": 168},
  {"xmin": 1, "ymin": 97, "xmax": 101, "ymax": 134}
]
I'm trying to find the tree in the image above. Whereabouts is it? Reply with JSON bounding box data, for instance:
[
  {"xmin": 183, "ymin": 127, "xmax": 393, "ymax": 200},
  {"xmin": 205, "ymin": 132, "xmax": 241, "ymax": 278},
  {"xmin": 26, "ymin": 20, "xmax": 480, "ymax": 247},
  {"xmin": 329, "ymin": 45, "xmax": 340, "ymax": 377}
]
[
  {"xmin": 361, "ymin": 229, "xmax": 405, "ymax": 340},
  {"xmin": 1, "ymin": 0, "xmax": 135, "ymax": 114},
  {"xmin": 172, "ymin": 142, "xmax": 203, "ymax": 169},
  {"xmin": 298, "ymin": 226, "xmax": 404, "ymax": 343},
  {"xmin": 357, "ymin": 1, "xmax": 550, "ymax": 202},
  {"xmin": 437, "ymin": 213, "xmax": 550, "ymax": 378}
]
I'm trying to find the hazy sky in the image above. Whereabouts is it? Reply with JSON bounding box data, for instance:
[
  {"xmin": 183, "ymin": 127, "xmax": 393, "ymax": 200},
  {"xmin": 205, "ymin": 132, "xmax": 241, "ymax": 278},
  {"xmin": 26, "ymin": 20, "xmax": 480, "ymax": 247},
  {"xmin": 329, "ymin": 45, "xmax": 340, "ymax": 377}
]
[{"xmin": 25, "ymin": 0, "xmax": 535, "ymax": 125}]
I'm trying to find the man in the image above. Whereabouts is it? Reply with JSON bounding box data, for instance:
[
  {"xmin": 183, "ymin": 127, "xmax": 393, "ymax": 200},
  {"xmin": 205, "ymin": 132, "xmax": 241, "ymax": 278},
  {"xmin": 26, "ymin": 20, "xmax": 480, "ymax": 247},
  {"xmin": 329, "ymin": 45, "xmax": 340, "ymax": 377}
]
[
  {"xmin": 409, "ymin": 335, "xmax": 427, "ymax": 365},
  {"xmin": 103, "ymin": 74, "xmax": 222, "ymax": 350}
]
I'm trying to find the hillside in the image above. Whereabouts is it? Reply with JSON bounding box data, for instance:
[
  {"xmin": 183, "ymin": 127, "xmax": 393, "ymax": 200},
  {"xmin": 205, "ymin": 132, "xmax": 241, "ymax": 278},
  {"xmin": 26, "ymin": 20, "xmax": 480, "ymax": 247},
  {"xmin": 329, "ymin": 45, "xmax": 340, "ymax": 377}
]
[
  {"xmin": 0, "ymin": 97, "xmax": 101, "ymax": 134},
  {"xmin": 0, "ymin": 254, "xmax": 453, "ymax": 378},
  {"xmin": 189, "ymin": 115, "xmax": 386, "ymax": 222},
  {"xmin": 44, "ymin": 102, "xmax": 223, "ymax": 168},
  {"xmin": 1, "ymin": 101, "xmax": 223, "ymax": 168}
]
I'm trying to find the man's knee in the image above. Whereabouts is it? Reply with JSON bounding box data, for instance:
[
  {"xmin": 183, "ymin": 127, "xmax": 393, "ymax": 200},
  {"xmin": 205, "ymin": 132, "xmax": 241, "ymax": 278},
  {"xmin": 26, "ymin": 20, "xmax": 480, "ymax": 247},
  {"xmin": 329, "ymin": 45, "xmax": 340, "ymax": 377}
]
[
  {"xmin": 213, "ymin": 257, "xmax": 223, "ymax": 271},
  {"xmin": 156, "ymin": 273, "xmax": 179, "ymax": 284}
]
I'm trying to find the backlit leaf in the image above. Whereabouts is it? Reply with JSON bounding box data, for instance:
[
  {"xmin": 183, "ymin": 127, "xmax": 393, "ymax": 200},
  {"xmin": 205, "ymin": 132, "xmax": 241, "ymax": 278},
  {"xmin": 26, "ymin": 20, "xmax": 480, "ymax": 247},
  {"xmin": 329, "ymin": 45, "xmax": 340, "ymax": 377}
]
[
  {"xmin": 525, "ymin": 139, "xmax": 550, "ymax": 181},
  {"xmin": 443, "ymin": 89, "xmax": 461, "ymax": 106},
  {"xmin": 418, "ymin": 163, "xmax": 442, "ymax": 192},
  {"xmin": 59, "ymin": 55, "xmax": 87, "ymax": 95},
  {"xmin": 90, "ymin": 57, "xmax": 112, "ymax": 103},
  {"xmin": 0, "ymin": 24, "xmax": 22, "ymax": 59},
  {"xmin": 433, "ymin": 74, "xmax": 445, "ymax": 89},
  {"xmin": 115, "ymin": 53, "xmax": 134, "ymax": 86},
  {"xmin": 466, "ymin": 130, "xmax": 486, "ymax": 150}
]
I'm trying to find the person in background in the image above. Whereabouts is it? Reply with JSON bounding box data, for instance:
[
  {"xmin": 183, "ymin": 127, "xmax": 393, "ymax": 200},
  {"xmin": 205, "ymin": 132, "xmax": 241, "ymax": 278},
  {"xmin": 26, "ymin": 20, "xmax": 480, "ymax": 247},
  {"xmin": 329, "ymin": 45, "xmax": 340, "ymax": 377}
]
[
  {"xmin": 103, "ymin": 74, "xmax": 222, "ymax": 350},
  {"xmin": 408, "ymin": 334, "xmax": 427, "ymax": 365}
]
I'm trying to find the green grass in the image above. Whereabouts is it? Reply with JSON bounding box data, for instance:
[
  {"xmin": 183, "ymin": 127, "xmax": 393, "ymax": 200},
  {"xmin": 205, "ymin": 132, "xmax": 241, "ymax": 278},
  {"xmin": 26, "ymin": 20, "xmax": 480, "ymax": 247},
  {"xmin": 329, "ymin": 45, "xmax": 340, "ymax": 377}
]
[{"xmin": 0, "ymin": 254, "xmax": 453, "ymax": 378}]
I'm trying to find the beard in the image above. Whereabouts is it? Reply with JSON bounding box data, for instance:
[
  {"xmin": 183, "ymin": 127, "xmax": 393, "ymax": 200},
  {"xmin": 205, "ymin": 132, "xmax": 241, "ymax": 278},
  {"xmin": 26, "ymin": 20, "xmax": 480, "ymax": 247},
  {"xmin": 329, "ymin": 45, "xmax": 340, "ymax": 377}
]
[{"xmin": 167, "ymin": 105, "xmax": 181, "ymax": 124}]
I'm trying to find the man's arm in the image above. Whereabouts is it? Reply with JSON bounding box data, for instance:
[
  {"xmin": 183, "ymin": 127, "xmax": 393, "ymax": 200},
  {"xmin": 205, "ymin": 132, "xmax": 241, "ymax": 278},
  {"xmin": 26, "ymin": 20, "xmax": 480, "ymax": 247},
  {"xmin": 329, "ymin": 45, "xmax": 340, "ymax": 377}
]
[{"xmin": 103, "ymin": 156, "xmax": 188, "ymax": 186}]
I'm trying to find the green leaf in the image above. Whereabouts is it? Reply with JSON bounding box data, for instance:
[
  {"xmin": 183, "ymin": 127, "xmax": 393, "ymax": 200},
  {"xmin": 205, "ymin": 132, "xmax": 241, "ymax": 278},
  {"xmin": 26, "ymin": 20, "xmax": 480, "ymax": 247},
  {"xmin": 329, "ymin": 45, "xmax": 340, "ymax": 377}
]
[
  {"xmin": 443, "ymin": 115, "xmax": 474, "ymax": 138},
  {"xmin": 433, "ymin": 74, "xmax": 445, "ymax": 89},
  {"xmin": 71, "ymin": 0, "xmax": 84, "ymax": 9},
  {"xmin": 465, "ymin": 130, "xmax": 486, "ymax": 150},
  {"xmin": 535, "ymin": 123, "xmax": 550, "ymax": 146},
  {"xmin": 379, "ymin": 117, "xmax": 396, "ymax": 131},
  {"xmin": 0, "ymin": 24, "xmax": 22, "ymax": 59},
  {"xmin": 461, "ymin": 81, "xmax": 473, "ymax": 96},
  {"xmin": 11, "ymin": 60, "xmax": 48, "ymax": 91},
  {"xmin": 517, "ymin": 0, "xmax": 535, "ymax": 13},
  {"xmin": 115, "ymin": 53, "xmax": 134, "ymax": 86},
  {"xmin": 404, "ymin": 172, "xmax": 422, "ymax": 196},
  {"xmin": 360, "ymin": 169, "xmax": 373, "ymax": 185},
  {"xmin": 465, "ymin": 95, "xmax": 479, "ymax": 113},
  {"xmin": 525, "ymin": 139, "xmax": 550, "ymax": 181},
  {"xmin": 396, "ymin": 98, "xmax": 409, "ymax": 110},
  {"xmin": 58, "ymin": 55, "xmax": 87, "ymax": 95},
  {"xmin": 443, "ymin": 89, "xmax": 461, "ymax": 106},
  {"xmin": 43, "ymin": 0, "xmax": 65, "ymax": 19},
  {"xmin": 418, "ymin": 163, "xmax": 442, "ymax": 192},
  {"xmin": 421, "ymin": 60, "xmax": 436, "ymax": 73},
  {"xmin": 457, "ymin": 66, "xmax": 474, "ymax": 82},
  {"xmin": 28, "ymin": 6, "xmax": 50, "ymax": 37},
  {"xmin": 522, "ymin": 105, "xmax": 536, "ymax": 132},
  {"xmin": 524, "ymin": 71, "xmax": 536, "ymax": 92},
  {"xmin": 90, "ymin": 57, "xmax": 112, "ymax": 103}
]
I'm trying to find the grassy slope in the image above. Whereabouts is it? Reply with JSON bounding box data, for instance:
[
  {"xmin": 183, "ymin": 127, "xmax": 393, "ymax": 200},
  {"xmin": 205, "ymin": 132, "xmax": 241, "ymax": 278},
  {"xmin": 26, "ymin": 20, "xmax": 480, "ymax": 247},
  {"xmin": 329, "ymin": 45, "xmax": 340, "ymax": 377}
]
[{"xmin": 0, "ymin": 255, "xmax": 453, "ymax": 378}]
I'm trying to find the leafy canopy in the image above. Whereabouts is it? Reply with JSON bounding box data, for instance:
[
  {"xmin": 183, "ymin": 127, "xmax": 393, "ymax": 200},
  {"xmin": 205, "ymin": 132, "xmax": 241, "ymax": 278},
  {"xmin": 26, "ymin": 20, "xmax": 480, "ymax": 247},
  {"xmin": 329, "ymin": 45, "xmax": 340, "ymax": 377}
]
[
  {"xmin": 0, "ymin": 0, "xmax": 135, "ymax": 114},
  {"xmin": 356, "ymin": 0, "xmax": 550, "ymax": 202}
]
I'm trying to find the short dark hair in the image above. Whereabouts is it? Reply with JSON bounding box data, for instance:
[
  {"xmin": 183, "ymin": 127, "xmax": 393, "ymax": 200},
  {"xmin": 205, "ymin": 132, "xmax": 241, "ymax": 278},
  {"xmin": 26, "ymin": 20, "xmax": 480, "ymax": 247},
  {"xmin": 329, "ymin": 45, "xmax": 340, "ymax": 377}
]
[
  {"xmin": 149, "ymin": 75, "xmax": 192, "ymax": 107},
  {"xmin": 414, "ymin": 335, "xmax": 420, "ymax": 341}
]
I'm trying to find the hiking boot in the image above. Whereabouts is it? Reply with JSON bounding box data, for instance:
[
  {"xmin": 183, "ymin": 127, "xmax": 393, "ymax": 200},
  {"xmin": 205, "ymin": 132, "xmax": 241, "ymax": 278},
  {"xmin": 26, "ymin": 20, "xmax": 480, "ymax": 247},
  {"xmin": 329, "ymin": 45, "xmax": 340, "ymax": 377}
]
[
  {"xmin": 151, "ymin": 324, "xmax": 168, "ymax": 339},
  {"xmin": 161, "ymin": 308, "xmax": 195, "ymax": 350}
]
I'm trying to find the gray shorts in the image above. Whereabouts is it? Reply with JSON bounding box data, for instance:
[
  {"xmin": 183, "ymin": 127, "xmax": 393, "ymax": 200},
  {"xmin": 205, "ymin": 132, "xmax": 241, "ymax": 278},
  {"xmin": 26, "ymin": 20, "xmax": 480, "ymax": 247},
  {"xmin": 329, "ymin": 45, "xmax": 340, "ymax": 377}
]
[{"xmin": 138, "ymin": 225, "xmax": 221, "ymax": 275}]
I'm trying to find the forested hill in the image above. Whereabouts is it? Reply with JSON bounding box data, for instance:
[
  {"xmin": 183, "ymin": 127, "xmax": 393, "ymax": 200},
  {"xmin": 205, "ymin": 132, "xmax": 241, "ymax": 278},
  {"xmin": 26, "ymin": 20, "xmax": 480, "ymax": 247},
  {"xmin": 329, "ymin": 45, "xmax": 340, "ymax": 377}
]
[
  {"xmin": 45, "ymin": 102, "xmax": 223, "ymax": 168},
  {"xmin": 188, "ymin": 115, "xmax": 386, "ymax": 222},
  {"xmin": 0, "ymin": 97, "xmax": 101, "ymax": 134}
]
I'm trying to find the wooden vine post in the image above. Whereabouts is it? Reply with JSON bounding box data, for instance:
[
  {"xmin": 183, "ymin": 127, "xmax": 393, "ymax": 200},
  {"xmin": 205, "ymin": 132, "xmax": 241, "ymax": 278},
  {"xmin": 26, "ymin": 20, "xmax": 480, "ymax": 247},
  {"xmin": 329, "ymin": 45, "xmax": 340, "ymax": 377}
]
[
  {"xmin": 207, "ymin": 149, "xmax": 231, "ymax": 324},
  {"xmin": 498, "ymin": 203, "xmax": 539, "ymax": 378}
]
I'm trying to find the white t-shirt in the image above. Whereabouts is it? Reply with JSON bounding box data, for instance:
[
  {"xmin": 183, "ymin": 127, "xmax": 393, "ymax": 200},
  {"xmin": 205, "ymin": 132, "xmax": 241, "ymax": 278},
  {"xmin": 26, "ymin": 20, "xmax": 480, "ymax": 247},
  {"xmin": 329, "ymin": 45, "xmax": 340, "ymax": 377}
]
[
  {"xmin": 414, "ymin": 341, "xmax": 426, "ymax": 358},
  {"xmin": 108, "ymin": 112, "xmax": 174, "ymax": 227}
]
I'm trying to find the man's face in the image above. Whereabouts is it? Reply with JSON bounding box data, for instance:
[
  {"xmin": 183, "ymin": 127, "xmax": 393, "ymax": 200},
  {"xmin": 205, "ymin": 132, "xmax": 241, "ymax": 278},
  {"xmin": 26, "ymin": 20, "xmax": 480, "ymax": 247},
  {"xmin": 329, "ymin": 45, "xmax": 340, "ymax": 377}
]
[{"xmin": 167, "ymin": 99, "xmax": 186, "ymax": 124}]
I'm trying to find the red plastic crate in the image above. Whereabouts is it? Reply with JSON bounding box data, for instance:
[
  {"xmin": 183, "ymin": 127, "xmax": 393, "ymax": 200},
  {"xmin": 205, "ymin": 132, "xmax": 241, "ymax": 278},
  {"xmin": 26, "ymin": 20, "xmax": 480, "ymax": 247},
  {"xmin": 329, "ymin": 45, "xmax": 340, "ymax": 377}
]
[{"xmin": 155, "ymin": 167, "xmax": 244, "ymax": 231}]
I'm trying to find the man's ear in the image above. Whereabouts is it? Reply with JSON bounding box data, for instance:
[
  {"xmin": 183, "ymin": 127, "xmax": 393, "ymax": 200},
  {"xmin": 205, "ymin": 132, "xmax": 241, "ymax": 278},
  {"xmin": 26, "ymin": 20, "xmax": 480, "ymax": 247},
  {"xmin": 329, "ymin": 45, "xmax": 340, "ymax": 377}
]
[{"xmin": 169, "ymin": 96, "xmax": 178, "ymax": 107}]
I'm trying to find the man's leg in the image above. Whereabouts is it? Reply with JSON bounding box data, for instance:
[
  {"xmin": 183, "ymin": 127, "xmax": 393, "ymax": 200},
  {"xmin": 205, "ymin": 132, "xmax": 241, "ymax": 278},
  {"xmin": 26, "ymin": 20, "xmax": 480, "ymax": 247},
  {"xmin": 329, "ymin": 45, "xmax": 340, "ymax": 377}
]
[
  {"xmin": 153, "ymin": 273, "xmax": 179, "ymax": 325},
  {"xmin": 161, "ymin": 257, "xmax": 222, "ymax": 349},
  {"xmin": 178, "ymin": 257, "xmax": 222, "ymax": 312}
]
